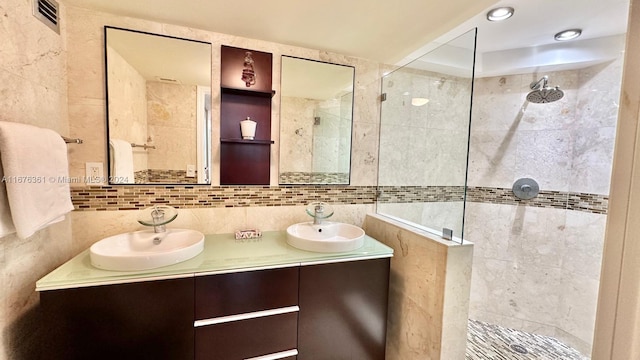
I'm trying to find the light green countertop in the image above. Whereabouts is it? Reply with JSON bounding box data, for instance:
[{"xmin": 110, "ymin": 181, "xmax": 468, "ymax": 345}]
[{"xmin": 36, "ymin": 231, "xmax": 394, "ymax": 291}]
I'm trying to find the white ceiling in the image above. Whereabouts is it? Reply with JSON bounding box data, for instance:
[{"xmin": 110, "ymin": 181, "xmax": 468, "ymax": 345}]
[
  {"xmin": 401, "ymin": 0, "xmax": 630, "ymax": 77},
  {"xmin": 61, "ymin": 0, "xmax": 497, "ymax": 64},
  {"xmin": 63, "ymin": 0, "xmax": 631, "ymax": 76}
]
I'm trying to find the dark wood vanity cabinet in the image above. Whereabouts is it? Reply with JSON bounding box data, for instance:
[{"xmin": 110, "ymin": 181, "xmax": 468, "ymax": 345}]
[
  {"xmin": 298, "ymin": 258, "xmax": 391, "ymax": 360},
  {"xmin": 39, "ymin": 258, "xmax": 390, "ymax": 360},
  {"xmin": 40, "ymin": 277, "xmax": 195, "ymax": 360},
  {"xmin": 194, "ymin": 267, "xmax": 299, "ymax": 359}
]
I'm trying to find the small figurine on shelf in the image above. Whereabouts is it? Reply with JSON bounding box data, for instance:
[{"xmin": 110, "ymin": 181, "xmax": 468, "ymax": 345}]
[
  {"xmin": 241, "ymin": 51, "xmax": 256, "ymax": 87},
  {"xmin": 240, "ymin": 116, "xmax": 257, "ymax": 140}
]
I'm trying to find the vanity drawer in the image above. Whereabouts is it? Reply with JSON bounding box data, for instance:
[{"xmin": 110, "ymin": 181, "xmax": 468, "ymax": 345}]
[
  {"xmin": 195, "ymin": 311, "xmax": 298, "ymax": 360},
  {"xmin": 195, "ymin": 267, "xmax": 298, "ymax": 319}
]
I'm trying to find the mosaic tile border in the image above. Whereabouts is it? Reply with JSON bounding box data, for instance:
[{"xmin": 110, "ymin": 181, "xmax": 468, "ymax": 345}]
[
  {"xmin": 69, "ymin": 185, "xmax": 608, "ymax": 214},
  {"xmin": 71, "ymin": 185, "xmax": 377, "ymax": 211},
  {"xmin": 279, "ymin": 172, "xmax": 350, "ymax": 184},
  {"xmin": 466, "ymin": 186, "xmax": 608, "ymax": 214},
  {"xmin": 375, "ymin": 186, "xmax": 607, "ymax": 214},
  {"xmin": 377, "ymin": 186, "xmax": 465, "ymax": 202},
  {"xmin": 134, "ymin": 169, "xmax": 198, "ymax": 184}
]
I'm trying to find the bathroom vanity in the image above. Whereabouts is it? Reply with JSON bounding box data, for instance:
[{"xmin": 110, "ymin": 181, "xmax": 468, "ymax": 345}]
[{"xmin": 37, "ymin": 231, "xmax": 393, "ymax": 360}]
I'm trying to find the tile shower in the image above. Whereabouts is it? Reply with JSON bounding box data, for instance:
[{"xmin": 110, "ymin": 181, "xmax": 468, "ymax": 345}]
[
  {"xmin": 376, "ymin": 29, "xmax": 623, "ymax": 357},
  {"xmin": 466, "ymin": 57, "xmax": 622, "ymax": 356}
]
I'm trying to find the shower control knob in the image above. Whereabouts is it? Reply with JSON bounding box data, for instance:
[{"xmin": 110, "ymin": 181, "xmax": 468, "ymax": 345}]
[{"xmin": 512, "ymin": 178, "xmax": 539, "ymax": 200}]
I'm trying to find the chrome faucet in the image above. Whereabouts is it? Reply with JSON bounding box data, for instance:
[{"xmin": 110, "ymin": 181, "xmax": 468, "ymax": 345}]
[
  {"xmin": 151, "ymin": 206, "xmax": 166, "ymax": 233},
  {"xmin": 306, "ymin": 201, "xmax": 334, "ymax": 225},
  {"xmin": 313, "ymin": 204, "xmax": 324, "ymax": 225},
  {"xmin": 137, "ymin": 205, "xmax": 178, "ymax": 235}
]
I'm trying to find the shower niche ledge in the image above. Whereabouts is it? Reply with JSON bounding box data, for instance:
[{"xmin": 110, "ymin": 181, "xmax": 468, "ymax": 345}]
[{"xmin": 220, "ymin": 45, "xmax": 275, "ymax": 185}]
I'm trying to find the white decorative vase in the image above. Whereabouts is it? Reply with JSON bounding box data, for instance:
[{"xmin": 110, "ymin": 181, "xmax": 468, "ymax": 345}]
[{"xmin": 240, "ymin": 117, "xmax": 257, "ymax": 140}]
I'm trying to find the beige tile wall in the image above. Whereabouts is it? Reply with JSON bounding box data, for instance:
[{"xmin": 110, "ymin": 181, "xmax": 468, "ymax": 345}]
[
  {"xmin": 146, "ymin": 81, "xmax": 197, "ymax": 171},
  {"xmin": 0, "ymin": 0, "xmax": 73, "ymax": 359},
  {"xmin": 465, "ymin": 59, "xmax": 623, "ymax": 356},
  {"xmin": 106, "ymin": 43, "xmax": 149, "ymax": 173},
  {"xmin": 363, "ymin": 213, "xmax": 473, "ymax": 360}
]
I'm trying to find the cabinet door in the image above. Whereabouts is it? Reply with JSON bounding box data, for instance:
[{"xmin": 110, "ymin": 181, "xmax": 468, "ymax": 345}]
[
  {"xmin": 40, "ymin": 277, "xmax": 195, "ymax": 360},
  {"xmin": 298, "ymin": 258, "xmax": 390, "ymax": 360}
]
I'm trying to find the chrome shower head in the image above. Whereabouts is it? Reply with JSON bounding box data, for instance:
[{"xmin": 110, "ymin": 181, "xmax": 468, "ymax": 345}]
[
  {"xmin": 526, "ymin": 87, "xmax": 564, "ymax": 103},
  {"xmin": 526, "ymin": 76, "xmax": 564, "ymax": 104}
]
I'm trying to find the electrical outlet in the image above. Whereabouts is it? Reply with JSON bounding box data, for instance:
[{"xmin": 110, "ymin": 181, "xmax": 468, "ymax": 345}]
[
  {"xmin": 85, "ymin": 162, "xmax": 104, "ymax": 184},
  {"xmin": 186, "ymin": 164, "xmax": 196, "ymax": 178}
]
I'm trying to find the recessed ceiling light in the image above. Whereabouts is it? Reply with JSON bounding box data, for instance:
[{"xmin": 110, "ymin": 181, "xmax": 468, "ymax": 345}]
[
  {"xmin": 411, "ymin": 98, "xmax": 429, "ymax": 106},
  {"xmin": 554, "ymin": 29, "xmax": 582, "ymax": 41},
  {"xmin": 486, "ymin": 7, "xmax": 514, "ymax": 22}
]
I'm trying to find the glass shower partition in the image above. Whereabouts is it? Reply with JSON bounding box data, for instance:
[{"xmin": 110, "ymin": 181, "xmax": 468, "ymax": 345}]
[{"xmin": 376, "ymin": 29, "xmax": 477, "ymax": 243}]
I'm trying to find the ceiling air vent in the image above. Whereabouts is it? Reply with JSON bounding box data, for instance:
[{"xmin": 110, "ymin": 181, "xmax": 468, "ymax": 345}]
[{"xmin": 32, "ymin": 0, "xmax": 60, "ymax": 34}]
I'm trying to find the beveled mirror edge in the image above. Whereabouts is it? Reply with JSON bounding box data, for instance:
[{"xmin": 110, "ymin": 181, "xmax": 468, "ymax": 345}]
[
  {"xmin": 278, "ymin": 55, "xmax": 356, "ymax": 185},
  {"xmin": 104, "ymin": 25, "xmax": 213, "ymax": 186}
]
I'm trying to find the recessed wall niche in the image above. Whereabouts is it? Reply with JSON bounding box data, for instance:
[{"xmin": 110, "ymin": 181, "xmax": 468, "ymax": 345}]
[{"xmin": 219, "ymin": 45, "xmax": 275, "ymax": 185}]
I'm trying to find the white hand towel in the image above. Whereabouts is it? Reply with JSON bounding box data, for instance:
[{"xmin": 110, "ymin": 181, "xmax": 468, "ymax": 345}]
[
  {"xmin": 109, "ymin": 139, "xmax": 134, "ymax": 184},
  {"xmin": 0, "ymin": 122, "xmax": 75, "ymax": 239}
]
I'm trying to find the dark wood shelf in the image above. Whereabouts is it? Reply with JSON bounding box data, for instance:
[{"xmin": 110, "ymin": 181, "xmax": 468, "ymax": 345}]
[
  {"xmin": 220, "ymin": 45, "xmax": 273, "ymax": 186},
  {"xmin": 221, "ymin": 138, "xmax": 274, "ymax": 145},
  {"xmin": 221, "ymin": 87, "xmax": 275, "ymax": 98}
]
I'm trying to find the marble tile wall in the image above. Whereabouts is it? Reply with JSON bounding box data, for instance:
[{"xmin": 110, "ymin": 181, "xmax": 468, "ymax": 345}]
[
  {"xmin": 468, "ymin": 63, "xmax": 620, "ymax": 193},
  {"xmin": 146, "ymin": 81, "xmax": 197, "ymax": 171},
  {"xmin": 279, "ymin": 96, "xmax": 316, "ymax": 173},
  {"xmin": 363, "ymin": 213, "xmax": 473, "ymax": 360},
  {"xmin": 378, "ymin": 68, "xmax": 470, "ymax": 187},
  {"xmin": 0, "ymin": 0, "xmax": 74, "ymax": 359},
  {"xmin": 106, "ymin": 44, "xmax": 149, "ymax": 174},
  {"xmin": 465, "ymin": 59, "xmax": 622, "ymax": 356},
  {"xmin": 465, "ymin": 203, "xmax": 606, "ymax": 355},
  {"xmin": 312, "ymin": 99, "xmax": 340, "ymax": 172},
  {"xmin": 377, "ymin": 66, "xmax": 472, "ymax": 239}
]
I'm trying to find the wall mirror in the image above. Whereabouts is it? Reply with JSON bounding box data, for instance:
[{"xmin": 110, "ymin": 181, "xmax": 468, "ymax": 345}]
[
  {"xmin": 105, "ymin": 26, "xmax": 212, "ymax": 184},
  {"xmin": 279, "ymin": 56, "xmax": 355, "ymax": 184}
]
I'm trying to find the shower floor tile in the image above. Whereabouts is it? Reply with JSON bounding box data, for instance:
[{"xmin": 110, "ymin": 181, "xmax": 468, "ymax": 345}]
[{"xmin": 466, "ymin": 319, "xmax": 589, "ymax": 360}]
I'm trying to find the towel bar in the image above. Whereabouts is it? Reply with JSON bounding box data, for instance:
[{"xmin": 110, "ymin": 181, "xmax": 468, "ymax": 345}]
[
  {"xmin": 131, "ymin": 143, "xmax": 156, "ymax": 150},
  {"xmin": 62, "ymin": 136, "xmax": 83, "ymax": 144}
]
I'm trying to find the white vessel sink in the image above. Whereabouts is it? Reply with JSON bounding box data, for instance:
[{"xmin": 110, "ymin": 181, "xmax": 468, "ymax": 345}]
[
  {"xmin": 286, "ymin": 222, "xmax": 365, "ymax": 253},
  {"xmin": 90, "ymin": 229, "xmax": 205, "ymax": 271}
]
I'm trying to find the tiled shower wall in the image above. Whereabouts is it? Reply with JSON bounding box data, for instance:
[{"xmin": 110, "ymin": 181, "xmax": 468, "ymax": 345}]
[
  {"xmin": 465, "ymin": 58, "xmax": 623, "ymax": 355},
  {"xmin": 376, "ymin": 66, "xmax": 472, "ymax": 236}
]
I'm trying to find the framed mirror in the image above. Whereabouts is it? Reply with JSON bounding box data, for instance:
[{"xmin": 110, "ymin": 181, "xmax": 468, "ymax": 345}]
[
  {"xmin": 105, "ymin": 26, "xmax": 212, "ymax": 184},
  {"xmin": 279, "ymin": 56, "xmax": 355, "ymax": 184}
]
